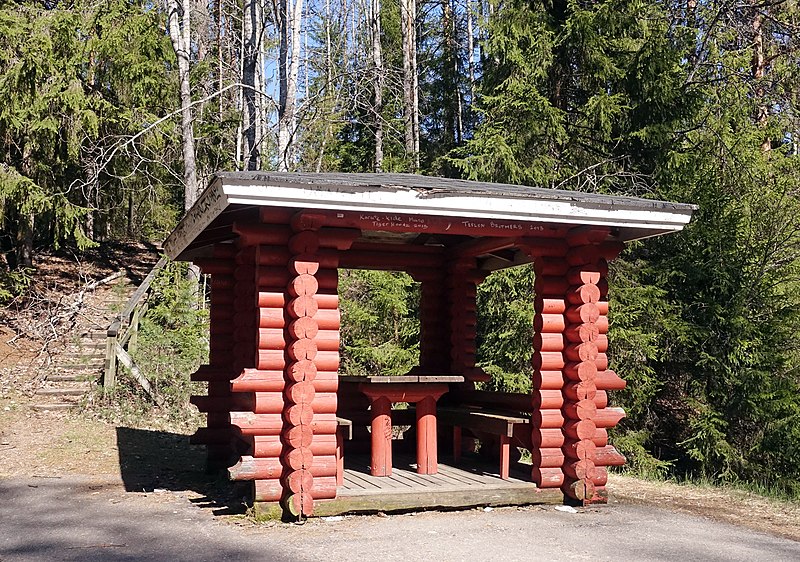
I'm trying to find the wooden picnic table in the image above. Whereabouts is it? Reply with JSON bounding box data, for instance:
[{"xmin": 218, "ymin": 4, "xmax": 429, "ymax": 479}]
[{"xmin": 339, "ymin": 374, "xmax": 464, "ymax": 477}]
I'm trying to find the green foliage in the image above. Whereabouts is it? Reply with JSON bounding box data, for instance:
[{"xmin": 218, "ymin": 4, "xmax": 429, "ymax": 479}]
[
  {"xmin": 339, "ymin": 269, "xmax": 420, "ymax": 376},
  {"xmin": 475, "ymin": 266, "xmax": 535, "ymax": 393},
  {"xmin": 116, "ymin": 261, "xmax": 208, "ymax": 429}
]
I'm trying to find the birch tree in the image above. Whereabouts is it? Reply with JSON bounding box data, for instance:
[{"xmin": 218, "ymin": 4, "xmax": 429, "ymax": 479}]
[{"xmin": 165, "ymin": 0, "xmax": 199, "ymax": 210}]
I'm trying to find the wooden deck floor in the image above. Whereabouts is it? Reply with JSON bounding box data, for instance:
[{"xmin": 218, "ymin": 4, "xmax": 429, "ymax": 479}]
[{"xmin": 314, "ymin": 454, "xmax": 562, "ymax": 516}]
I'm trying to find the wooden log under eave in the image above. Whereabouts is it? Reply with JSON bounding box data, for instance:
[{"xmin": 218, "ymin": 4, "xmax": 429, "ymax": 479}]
[
  {"xmin": 273, "ymin": 476, "xmax": 337, "ymax": 501},
  {"xmin": 593, "ymin": 445, "xmax": 627, "ymax": 467},
  {"xmin": 533, "ymin": 333, "xmax": 565, "ymax": 352},
  {"xmin": 534, "ymin": 297, "xmax": 567, "ymax": 314},
  {"xmin": 532, "ymin": 467, "xmax": 565, "ymax": 488},
  {"xmin": 533, "ymin": 409, "xmax": 565, "ymax": 429},
  {"xmin": 532, "ymin": 447, "xmax": 566, "ymax": 468},
  {"xmin": 259, "ymin": 308, "xmax": 340, "ymax": 330},
  {"xmin": 531, "ymin": 428, "xmax": 565, "ymax": 449},
  {"xmin": 565, "ymin": 303, "xmax": 600, "ymax": 324},
  {"xmin": 256, "ymin": 350, "xmax": 339, "ymax": 372},
  {"xmin": 534, "ymin": 370, "xmax": 565, "ymax": 390},
  {"xmin": 593, "ymin": 407, "xmax": 626, "ymax": 428},
  {"xmin": 565, "ymin": 284, "xmax": 601, "ymax": 305},
  {"xmin": 534, "ymin": 314, "xmax": 566, "ymax": 333},
  {"xmin": 532, "ymin": 352, "xmax": 565, "ymax": 371},
  {"xmin": 230, "ymin": 412, "xmax": 338, "ymax": 436},
  {"xmin": 563, "ymin": 342, "xmax": 599, "ymax": 363},
  {"xmin": 595, "ymin": 370, "xmax": 626, "ymax": 390},
  {"xmin": 562, "ymin": 399, "xmax": 598, "ymax": 421}
]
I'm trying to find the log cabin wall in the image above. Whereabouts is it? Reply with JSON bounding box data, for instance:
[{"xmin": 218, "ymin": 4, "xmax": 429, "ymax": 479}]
[{"xmin": 528, "ymin": 229, "xmax": 629, "ymax": 505}]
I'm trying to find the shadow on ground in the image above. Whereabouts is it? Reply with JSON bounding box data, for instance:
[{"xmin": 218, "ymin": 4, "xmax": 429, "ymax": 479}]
[{"xmin": 115, "ymin": 426, "xmax": 247, "ymax": 516}]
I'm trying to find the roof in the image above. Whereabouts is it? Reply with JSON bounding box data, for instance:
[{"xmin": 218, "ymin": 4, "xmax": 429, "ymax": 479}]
[{"xmin": 164, "ymin": 172, "xmax": 696, "ymax": 261}]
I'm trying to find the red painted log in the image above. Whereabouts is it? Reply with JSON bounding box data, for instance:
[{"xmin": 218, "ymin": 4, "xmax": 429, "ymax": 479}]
[
  {"xmin": 259, "ymin": 308, "xmax": 339, "ymax": 329},
  {"xmin": 534, "ymin": 314, "xmax": 566, "ymax": 333},
  {"xmin": 534, "ymin": 258, "xmax": 569, "ymax": 277},
  {"xmin": 595, "ymin": 353, "xmax": 609, "ymax": 371},
  {"xmin": 594, "ymin": 390, "xmax": 608, "ymax": 409},
  {"xmin": 535, "ymin": 277, "xmax": 569, "ymax": 296},
  {"xmin": 285, "ymin": 447, "xmax": 314, "ymax": 471},
  {"xmin": 228, "ymin": 455, "xmax": 337, "ymax": 480},
  {"xmin": 534, "ymin": 298, "xmax": 567, "ymax": 314},
  {"xmin": 592, "ymin": 428, "xmax": 609, "ymax": 447},
  {"xmin": 590, "ymin": 466, "xmax": 608, "ymax": 486},
  {"xmin": 532, "ymin": 447, "xmax": 566, "ymax": 468},
  {"xmin": 563, "ymin": 399, "xmax": 597, "ymax": 421},
  {"xmin": 593, "ymin": 407, "xmax": 626, "ymax": 428},
  {"xmin": 594, "ymin": 445, "xmax": 626, "ymax": 467},
  {"xmin": 252, "ymin": 478, "xmax": 283, "ymax": 502},
  {"xmin": 532, "ymin": 352, "xmax": 565, "ymax": 371},
  {"xmin": 287, "ymin": 338, "xmax": 318, "ymax": 361},
  {"xmin": 563, "ymin": 459, "xmax": 598, "ymax": 480},
  {"xmin": 255, "ymin": 350, "xmax": 339, "ymax": 372},
  {"xmin": 230, "ymin": 412, "xmax": 338, "ymax": 436},
  {"xmin": 291, "ymin": 212, "xmax": 326, "ymax": 232},
  {"xmin": 534, "ymin": 370, "xmax": 565, "ymax": 390},
  {"xmin": 229, "ymin": 369, "xmax": 329, "ymax": 393},
  {"xmin": 532, "ymin": 467, "xmax": 565, "ymax": 488},
  {"xmin": 289, "ymin": 254, "xmax": 321, "ymax": 275},
  {"xmin": 250, "ymin": 435, "xmax": 333, "ymax": 457},
  {"xmin": 564, "ymin": 323, "xmax": 599, "ymax": 344},
  {"xmin": 595, "ymin": 370, "xmax": 626, "ymax": 390},
  {"xmin": 533, "ymin": 409, "xmax": 565, "ymax": 429},
  {"xmin": 566, "ymin": 284, "xmax": 601, "ymax": 305},
  {"xmin": 562, "ymin": 439, "xmax": 597, "ymax": 461},
  {"xmin": 257, "ymin": 268, "xmax": 338, "ymax": 291},
  {"xmin": 534, "ymin": 389, "xmax": 564, "ymax": 410},
  {"xmin": 563, "ymin": 419, "xmax": 597, "ymax": 441},
  {"xmin": 563, "ymin": 380, "xmax": 598, "ymax": 401},
  {"xmin": 566, "ymin": 262, "xmax": 608, "ymax": 285},
  {"xmin": 564, "ymin": 479, "xmax": 597, "ymax": 502},
  {"xmin": 288, "ymin": 230, "xmax": 319, "ymax": 254},
  {"xmin": 233, "ymin": 222, "xmax": 291, "ymax": 246},
  {"xmin": 285, "ymin": 381, "xmax": 315, "ymax": 404},
  {"xmin": 287, "ymin": 274, "xmax": 319, "ymax": 297},
  {"xmin": 249, "ymin": 392, "xmax": 336, "ymax": 415},
  {"xmin": 284, "ymin": 403, "xmax": 314, "ymax": 426},
  {"xmin": 285, "ymin": 425, "xmax": 313, "ymax": 449},
  {"xmin": 339, "ymin": 251, "xmax": 443, "ymax": 269},
  {"xmin": 532, "ymin": 428, "xmax": 565, "ymax": 448},
  {"xmin": 286, "ymin": 360, "xmax": 318, "ymax": 383},
  {"xmin": 565, "ymin": 303, "xmax": 600, "ymax": 324},
  {"xmin": 285, "ymin": 468, "xmax": 313, "ymax": 496},
  {"xmin": 533, "ymin": 333, "xmax": 565, "ymax": 352},
  {"xmin": 287, "ymin": 317, "xmax": 318, "ymax": 340},
  {"xmin": 596, "ymin": 301, "xmax": 609, "ymax": 316},
  {"xmin": 564, "ymin": 342, "xmax": 599, "ymax": 363},
  {"xmin": 563, "ymin": 361, "xmax": 598, "ymax": 382}
]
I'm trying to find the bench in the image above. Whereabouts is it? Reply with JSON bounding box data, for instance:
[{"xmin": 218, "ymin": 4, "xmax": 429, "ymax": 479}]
[{"xmin": 437, "ymin": 407, "xmax": 529, "ymax": 480}]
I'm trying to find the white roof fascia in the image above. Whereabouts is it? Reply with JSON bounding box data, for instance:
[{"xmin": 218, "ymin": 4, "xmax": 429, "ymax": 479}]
[{"xmin": 222, "ymin": 182, "xmax": 692, "ymax": 232}]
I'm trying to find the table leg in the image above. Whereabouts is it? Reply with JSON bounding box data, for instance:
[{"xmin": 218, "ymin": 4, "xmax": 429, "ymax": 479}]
[
  {"xmin": 370, "ymin": 396, "xmax": 392, "ymax": 476},
  {"xmin": 416, "ymin": 396, "xmax": 437, "ymax": 474}
]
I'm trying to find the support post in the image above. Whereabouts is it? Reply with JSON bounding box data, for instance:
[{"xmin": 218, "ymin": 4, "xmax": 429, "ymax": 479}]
[{"xmin": 369, "ymin": 396, "xmax": 393, "ymax": 476}]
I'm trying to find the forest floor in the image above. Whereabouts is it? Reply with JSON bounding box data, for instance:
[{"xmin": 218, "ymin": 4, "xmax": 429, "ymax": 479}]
[{"xmin": 1, "ymin": 247, "xmax": 799, "ymax": 548}]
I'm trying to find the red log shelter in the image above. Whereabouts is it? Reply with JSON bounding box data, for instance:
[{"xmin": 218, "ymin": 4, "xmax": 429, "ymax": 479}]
[{"xmin": 164, "ymin": 172, "xmax": 694, "ymax": 517}]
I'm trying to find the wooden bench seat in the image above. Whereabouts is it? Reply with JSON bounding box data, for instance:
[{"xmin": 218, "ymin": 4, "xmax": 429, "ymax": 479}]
[{"xmin": 437, "ymin": 407, "xmax": 529, "ymax": 480}]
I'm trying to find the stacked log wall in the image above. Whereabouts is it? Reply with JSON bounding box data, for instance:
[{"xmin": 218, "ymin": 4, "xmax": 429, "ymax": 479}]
[
  {"xmin": 190, "ymin": 244, "xmax": 238, "ymax": 470},
  {"xmin": 559, "ymin": 235, "xmax": 627, "ymax": 504},
  {"xmin": 531, "ymin": 257, "xmax": 568, "ymax": 489},
  {"xmin": 446, "ymin": 260, "xmax": 489, "ymax": 384}
]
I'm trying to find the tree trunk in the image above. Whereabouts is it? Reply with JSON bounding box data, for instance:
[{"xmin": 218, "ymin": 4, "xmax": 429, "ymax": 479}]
[
  {"xmin": 278, "ymin": 0, "xmax": 304, "ymax": 171},
  {"xmin": 242, "ymin": 0, "xmax": 261, "ymax": 170},
  {"xmin": 371, "ymin": 0, "xmax": 384, "ymax": 171},
  {"xmin": 401, "ymin": 0, "xmax": 419, "ymax": 171},
  {"xmin": 751, "ymin": 3, "xmax": 770, "ymax": 153},
  {"xmin": 165, "ymin": 0, "xmax": 199, "ymax": 211}
]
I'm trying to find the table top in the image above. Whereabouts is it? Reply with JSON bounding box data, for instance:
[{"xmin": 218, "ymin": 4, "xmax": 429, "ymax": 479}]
[{"xmin": 339, "ymin": 375, "xmax": 465, "ymax": 384}]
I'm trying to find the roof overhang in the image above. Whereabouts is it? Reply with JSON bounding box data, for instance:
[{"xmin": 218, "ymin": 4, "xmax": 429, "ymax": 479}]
[{"xmin": 164, "ymin": 172, "xmax": 696, "ymax": 261}]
